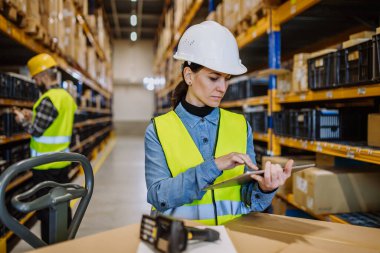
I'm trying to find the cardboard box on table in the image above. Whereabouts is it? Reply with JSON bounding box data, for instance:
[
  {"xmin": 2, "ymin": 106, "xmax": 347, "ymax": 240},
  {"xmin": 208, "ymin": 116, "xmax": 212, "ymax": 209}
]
[{"xmin": 29, "ymin": 213, "xmax": 380, "ymax": 253}]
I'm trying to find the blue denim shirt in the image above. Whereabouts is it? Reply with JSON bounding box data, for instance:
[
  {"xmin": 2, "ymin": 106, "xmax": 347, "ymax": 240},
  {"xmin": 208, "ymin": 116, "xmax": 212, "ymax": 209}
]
[{"xmin": 145, "ymin": 103, "xmax": 276, "ymax": 214}]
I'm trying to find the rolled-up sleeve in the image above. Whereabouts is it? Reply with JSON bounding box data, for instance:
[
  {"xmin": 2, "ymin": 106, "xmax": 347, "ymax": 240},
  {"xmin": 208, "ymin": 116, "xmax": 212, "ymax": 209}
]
[{"xmin": 145, "ymin": 123, "xmax": 222, "ymax": 212}]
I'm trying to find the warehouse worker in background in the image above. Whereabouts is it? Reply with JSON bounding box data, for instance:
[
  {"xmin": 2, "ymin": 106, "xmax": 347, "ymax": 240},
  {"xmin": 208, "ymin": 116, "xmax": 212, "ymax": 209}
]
[
  {"xmin": 145, "ymin": 21, "xmax": 293, "ymax": 225},
  {"xmin": 13, "ymin": 53, "xmax": 77, "ymax": 243}
]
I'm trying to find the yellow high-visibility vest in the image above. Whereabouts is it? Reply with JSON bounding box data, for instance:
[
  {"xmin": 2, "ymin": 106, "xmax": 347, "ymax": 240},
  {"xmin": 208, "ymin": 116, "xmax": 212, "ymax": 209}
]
[
  {"xmin": 30, "ymin": 88, "xmax": 77, "ymax": 170},
  {"xmin": 153, "ymin": 108, "xmax": 247, "ymax": 225}
]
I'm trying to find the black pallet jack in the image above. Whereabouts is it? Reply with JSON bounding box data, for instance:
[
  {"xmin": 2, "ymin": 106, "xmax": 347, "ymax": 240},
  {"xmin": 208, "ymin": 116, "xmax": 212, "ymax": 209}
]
[{"xmin": 0, "ymin": 152, "xmax": 94, "ymax": 248}]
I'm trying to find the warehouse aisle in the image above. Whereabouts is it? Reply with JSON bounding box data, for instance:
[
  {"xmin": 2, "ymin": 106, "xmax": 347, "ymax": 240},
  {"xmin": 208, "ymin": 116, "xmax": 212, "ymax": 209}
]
[
  {"xmin": 76, "ymin": 135, "xmax": 150, "ymax": 237},
  {"xmin": 13, "ymin": 135, "xmax": 150, "ymax": 252}
]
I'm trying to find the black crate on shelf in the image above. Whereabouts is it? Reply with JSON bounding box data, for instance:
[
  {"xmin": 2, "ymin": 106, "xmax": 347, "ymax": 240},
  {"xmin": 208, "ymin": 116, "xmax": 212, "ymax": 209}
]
[
  {"xmin": 337, "ymin": 40, "xmax": 373, "ymax": 86},
  {"xmin": 274, "ymin": 109, "xmax": 341, "ymax": 140},
  {"xmin": 308, "ymin": 52, "xmax": 338, "ymax": 90},
  {"xmin": 272, "ymin": 111, "xmax": 290, "ymax": 136},
  {"xmin": 0, "ymin": 109, "xmax": 23, "ymax": 137},
  {"xmin": 248, "ymin": 111, "xmax": 268, "ymax": 134},
  {"xmin": 246, "ymin": 79, "xmax": 268, "ymax": 97},
  {"xmin": 0, "ymin": 72, "xmax": 12, "ymax": 98},
  {"xmin": 294, "ymin": 109, "xmax": 340, "ymax": 140}
]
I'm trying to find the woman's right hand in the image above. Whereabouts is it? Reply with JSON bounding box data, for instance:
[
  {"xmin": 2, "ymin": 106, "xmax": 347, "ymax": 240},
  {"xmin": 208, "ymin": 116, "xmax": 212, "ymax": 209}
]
[{"xmin": 214, "ymin": 152, "xmax": 258, "ymax": 171}]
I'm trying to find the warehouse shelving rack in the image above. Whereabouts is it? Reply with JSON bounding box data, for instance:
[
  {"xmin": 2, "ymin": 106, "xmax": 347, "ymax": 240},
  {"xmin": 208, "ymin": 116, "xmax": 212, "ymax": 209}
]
[
  {"xmin": 153, "ymin": 0, "xmax": 380, "ymax": 225},
  {"xmin": 0, "ymin": 1, "xmax": 114, "ymax": 251}
]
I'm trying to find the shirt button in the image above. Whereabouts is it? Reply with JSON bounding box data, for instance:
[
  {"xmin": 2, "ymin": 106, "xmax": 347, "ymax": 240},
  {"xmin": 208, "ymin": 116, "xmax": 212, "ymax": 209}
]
[
  {"xmin": 203, "ymin": 138, "xmax": 208, "ymax": 144},
  {"xmin": 160, "ymin": 202, "xmax": 166, "ymax": 207},
  {"xmin": 255, "ymin": 194, "xmax": 261, "ymax": 199},
  {"xmin": 201, "ymin": 118, "xmax": 205, "ymax": 122}
]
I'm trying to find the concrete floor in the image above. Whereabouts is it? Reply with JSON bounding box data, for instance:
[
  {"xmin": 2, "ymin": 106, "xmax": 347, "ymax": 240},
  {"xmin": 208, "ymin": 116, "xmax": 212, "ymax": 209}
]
[{"xmin": 13, "ymin": 135, "xmax": 150, "ymax": 252}]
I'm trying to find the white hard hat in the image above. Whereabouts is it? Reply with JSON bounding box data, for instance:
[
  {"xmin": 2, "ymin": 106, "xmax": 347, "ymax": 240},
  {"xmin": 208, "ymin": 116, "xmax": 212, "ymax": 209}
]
[{"xmin": 173, "ymin": 21, "xmax": 247, "ymax": 75}]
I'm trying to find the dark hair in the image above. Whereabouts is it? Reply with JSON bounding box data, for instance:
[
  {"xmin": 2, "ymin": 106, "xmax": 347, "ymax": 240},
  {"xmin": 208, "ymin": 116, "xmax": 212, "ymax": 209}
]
[{"xmin": 171, "ymin": 62, "xmax": 203, "ymax": 108}]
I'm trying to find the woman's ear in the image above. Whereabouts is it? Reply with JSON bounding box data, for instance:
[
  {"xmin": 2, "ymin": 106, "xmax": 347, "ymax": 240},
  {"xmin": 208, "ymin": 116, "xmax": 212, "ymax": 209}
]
[{"xmin": 183, "ymin": 67, "xmax": 193, "ymax": 86}]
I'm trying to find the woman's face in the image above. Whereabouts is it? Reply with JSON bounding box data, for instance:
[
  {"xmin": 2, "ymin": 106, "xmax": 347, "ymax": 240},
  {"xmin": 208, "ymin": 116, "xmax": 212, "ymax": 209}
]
[{"xmin": 185, "ymin": 67, "xmax": 231, "ymax": 107}]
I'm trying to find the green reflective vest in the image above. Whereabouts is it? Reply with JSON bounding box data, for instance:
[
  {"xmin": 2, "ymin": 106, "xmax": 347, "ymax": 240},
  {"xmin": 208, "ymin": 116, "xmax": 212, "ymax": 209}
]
[
  {"xmin": 153, "ymin": 108, "xmax": 247, "ymax": 225},
  {"xmin": 30, "ymin": 88, "xmax": 77, "ymax": 170}
]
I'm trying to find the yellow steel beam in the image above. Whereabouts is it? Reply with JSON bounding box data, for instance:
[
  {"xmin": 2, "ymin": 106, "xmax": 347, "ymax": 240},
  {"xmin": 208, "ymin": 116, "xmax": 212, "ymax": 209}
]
[
  {"xmin": 245, "ymin": 95, "xmax": 269, "ymax": 106},
  {"xmin": 74, "ymin": 117, "xmax": 112, "ymax": 128},
  {"xmin": 0, "ymin": 99, "xmax": 34, "ymax": 108},
  {"xmin": 220, "ymin": 96, "xmax": 269, "ymax": 108},
  {"xmin": 5, "ymin": 171, "xmax": 33, "ymax": 192},
  {"xmin": 328, "ymin": 215, "xmax": 350, "ymax": 225},
  {"xmin": 79, "ymin": 107, "xmax": 112, "ymax": 114},
  {"xmin": 220, "ymin": 100, "xmax": 245, "ymax": 108},
  {"xmin": 0, "ymin": 133, "xmax": 31, "ymax": 145},
  {"xmin": 253, "ymin": 132, "xmax": 269, "ymax": 142},
  {"xmin": 154, "ymin": 0, "xmax": 204, "ymax": 72},
  {"xmin": 273, "ymin": 0, "xmax": 321, "ymax": 26},
  {"xmin": 276, "ymin": 83, "xmax": 380, "ymax": 103},
  {"xmin": 237, "ymin": 16, "xmax": 269, "ymax": 49},
  {"xmin": 237, "ymin": 0, "xmax": 320, "ymax": 49},
  {"xmin": 276, "ymin": 136, "xmax": 380, "ymax": 165}
]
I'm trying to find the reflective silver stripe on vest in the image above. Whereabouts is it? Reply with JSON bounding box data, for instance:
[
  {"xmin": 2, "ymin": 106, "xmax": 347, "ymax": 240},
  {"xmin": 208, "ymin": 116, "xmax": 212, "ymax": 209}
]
[
  {"xmin": 31, "ymin": 148, "xmax": 70, "ymax": 157},
  {"xmin": 162, "ymin": 200, "xmax": 251, "ymax": 220},
  {"xmin": 32, "ymin": 136, "xmax": 71, "ymax": 144}
]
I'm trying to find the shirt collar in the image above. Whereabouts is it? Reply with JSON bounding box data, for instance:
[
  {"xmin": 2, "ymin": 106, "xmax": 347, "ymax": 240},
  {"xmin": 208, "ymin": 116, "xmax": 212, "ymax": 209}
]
[{"xmin": 175, "ymin": 102, "xmax": 219, "ymax": 128}]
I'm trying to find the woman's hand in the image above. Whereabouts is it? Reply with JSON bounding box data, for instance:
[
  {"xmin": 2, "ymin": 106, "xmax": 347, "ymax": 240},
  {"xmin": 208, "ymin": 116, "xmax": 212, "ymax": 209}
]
[
  {"xmin": 214, "ymin": 152, "xmax": 258, "ymax": 171},
  {"xmin": 251, "ymin": 160, "xmax": 294, "ymax": 192}
]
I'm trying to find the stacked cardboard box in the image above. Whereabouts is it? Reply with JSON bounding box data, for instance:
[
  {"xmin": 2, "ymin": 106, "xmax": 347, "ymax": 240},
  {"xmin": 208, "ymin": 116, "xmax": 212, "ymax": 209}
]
[
  {"xmin": 368, "ymin": 114, "xmax": 380, "ymax": 148},
  {"xmin": 41, "ymin": 0, "xmax": 65, "ymax": 51},
  {"xmin": 75, "ymin": 24, "xmax": 87, "ymax": 70},
  {"xmin": 87, "ymin": 47, "xmax": 97, "ymax": 79},
  {"xmin": 223, "ymin": 0, "xmax": 240, "ymax": 31},
  {"xmin": 63, "ymin": 0, "xmax": 76, "ymax": 60},
  {"xmin": 239, "ymin": 0, "xmax": 261, "ymax": 22},
  {"xmin": 293, "ymin": 167, "xmax": 380, "ymax": 214},
  {"xmin": 277, "ymin": 72, "xmax": 292, "ymax": 94},
  {"xmin": 292, "ymin": 53, "xmax": 310, "ymax": 93},
  {"xmin": 215, "ymin": 3, "xmax": 224, "ymax": 25},
  {"xmin": 342, "ymin": 30, "xmax": 374, "ymax": 49}
]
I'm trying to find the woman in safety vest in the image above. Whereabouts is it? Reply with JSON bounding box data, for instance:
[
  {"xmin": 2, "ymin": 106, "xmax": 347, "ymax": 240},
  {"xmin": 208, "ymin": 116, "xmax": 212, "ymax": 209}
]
[{"xmin": 145, "ymin": 21, "xmax": 293, "ymax": 225}]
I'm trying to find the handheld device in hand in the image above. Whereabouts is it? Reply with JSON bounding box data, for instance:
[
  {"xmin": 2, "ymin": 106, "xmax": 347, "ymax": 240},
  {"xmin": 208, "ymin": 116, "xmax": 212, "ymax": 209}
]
[
  {"xmin": 140, "ymin": 214, "xmax": 220, "ymax": 253},
  {"xmin": 203, "ymin": 163, "xmax": 315, "ymax": 191}
]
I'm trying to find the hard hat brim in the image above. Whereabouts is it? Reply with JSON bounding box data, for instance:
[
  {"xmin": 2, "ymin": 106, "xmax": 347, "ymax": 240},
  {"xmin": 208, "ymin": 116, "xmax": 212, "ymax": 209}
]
[{"xmin": 173, "ymin": 53, "xmax": 247, "ymax": 76}]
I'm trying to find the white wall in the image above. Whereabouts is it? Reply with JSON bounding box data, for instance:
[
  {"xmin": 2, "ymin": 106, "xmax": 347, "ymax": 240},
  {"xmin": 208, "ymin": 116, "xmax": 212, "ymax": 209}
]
[
  {"xmin": 113, "ymin": 40, "xmax": 154, "ymax": 85},
  {"xmin": 112, "ymin": 40, "xmax": 155, "ymax": 122},
  {"xmin": 113, "ymin": 85, "xmax": 154, "ymax": 121}
]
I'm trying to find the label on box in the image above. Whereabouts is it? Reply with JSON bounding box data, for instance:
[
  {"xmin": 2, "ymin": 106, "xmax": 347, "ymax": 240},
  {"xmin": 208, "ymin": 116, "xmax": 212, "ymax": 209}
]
[
  {"xmin": 307, "ymin": 196, "xmax": 314, "ymax": 209},
  {"xmin": 296, "ymin": 176, "xmax": 308, "ymax": 193}
]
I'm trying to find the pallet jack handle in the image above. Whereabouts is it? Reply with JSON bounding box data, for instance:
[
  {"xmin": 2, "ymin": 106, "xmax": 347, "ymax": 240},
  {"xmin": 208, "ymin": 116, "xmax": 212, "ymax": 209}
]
[{"xmin": 0, "ymin": 152, "xmax": 94, "ymax": 248}]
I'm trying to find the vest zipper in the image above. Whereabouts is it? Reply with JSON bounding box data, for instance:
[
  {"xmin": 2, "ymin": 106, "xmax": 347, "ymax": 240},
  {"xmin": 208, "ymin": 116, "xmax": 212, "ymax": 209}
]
[{"xmin": 211, "ymin": 190, "xmax": 218, "ymax": 225}]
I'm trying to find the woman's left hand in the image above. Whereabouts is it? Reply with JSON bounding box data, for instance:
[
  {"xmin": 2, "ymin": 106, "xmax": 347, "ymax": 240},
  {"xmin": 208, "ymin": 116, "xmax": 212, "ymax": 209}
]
[{"xmin": 250, "ymin": 160, "xmax": 294, "ymax": 192}]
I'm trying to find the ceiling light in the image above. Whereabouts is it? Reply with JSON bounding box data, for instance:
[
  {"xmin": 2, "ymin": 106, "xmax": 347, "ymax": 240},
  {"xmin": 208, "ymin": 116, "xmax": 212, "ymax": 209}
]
[
  {"xmin": 130, "ymin": 32, "xmax": 137, "ymax": 41},
  {"xmin": 130, "ymin": 14, "xmax": 137, "ymax": 26},
  {"xmin": 131, "ymin": 0, "xmax": 137, "ymax": 2}
]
